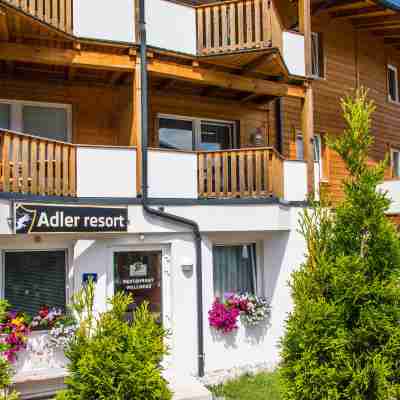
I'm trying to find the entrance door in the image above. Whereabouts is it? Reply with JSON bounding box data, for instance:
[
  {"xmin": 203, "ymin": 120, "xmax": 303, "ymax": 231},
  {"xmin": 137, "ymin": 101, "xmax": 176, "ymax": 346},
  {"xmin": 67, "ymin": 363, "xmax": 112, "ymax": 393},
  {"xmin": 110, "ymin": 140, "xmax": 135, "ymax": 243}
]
[{"xmin": 114, "ymin": 251, "xmax": 162, "ymax": 320}]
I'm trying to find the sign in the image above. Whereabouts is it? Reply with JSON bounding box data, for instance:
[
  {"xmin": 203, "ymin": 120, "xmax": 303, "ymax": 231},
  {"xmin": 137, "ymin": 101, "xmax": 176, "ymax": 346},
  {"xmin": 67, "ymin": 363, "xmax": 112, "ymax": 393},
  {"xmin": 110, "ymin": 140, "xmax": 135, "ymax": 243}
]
[
  {"xmin": 14, "ymin": 203, "xmax": 128, "ymax": 234},
  {"xmin": 129, "ymin": 262, "xmax": 148, "ymax": 277}
]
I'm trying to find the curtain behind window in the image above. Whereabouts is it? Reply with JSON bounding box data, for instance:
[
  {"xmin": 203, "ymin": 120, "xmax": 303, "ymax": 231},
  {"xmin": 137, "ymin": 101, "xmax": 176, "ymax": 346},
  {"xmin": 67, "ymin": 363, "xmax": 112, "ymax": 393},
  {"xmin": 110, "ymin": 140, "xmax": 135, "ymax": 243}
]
[
  {"xmin": 213, "ymin": 245, "xmax": 256, "ymax": 298},
  {"xmin": 23, "ymin": 106, "xmax": 68, "ymax": 141}
]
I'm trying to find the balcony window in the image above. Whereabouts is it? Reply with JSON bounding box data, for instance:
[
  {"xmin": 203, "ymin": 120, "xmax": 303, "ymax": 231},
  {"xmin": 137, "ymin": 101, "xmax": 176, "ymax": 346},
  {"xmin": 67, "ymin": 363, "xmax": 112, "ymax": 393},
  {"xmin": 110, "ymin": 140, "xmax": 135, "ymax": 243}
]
[
  {"xmin": 158, "ymin": 115, "xmax": 236, "ymax": 151},
  {"xmin": 311, "ymin": 32, "xmax": 324, "ymax": 78},
  {"xmin": 388, "ymin": 64, "xmax": 399, "ymax": 103},
  {"xmin": 4, "ymin": 251, "xmax": 66, "ymax": 317},
  {"xmin": 0, "ymin": 103, "xmax": 10, "ymax": 129},
  {"xmin": 391, "ymin": 148, "xmax": 400, "ymax": 178},
  {"xmin": 0, "ymin": 99, "xmax": 72, "ymax": 142},
  {"xmin": 213, "ymin": 244, "xmax": 257, "ymax": 298}
]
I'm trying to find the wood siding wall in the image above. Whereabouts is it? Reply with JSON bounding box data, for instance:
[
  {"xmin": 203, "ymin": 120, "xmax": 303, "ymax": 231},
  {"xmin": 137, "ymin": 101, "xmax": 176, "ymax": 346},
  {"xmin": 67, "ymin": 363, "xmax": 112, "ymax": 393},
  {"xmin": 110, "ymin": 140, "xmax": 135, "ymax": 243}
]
[
  {"xmin": 280, "ymin": 15, "xmax": 400, "ymax": 203},
  {"xmin": 0, "ymin": 78, "xmax": 130, "ymax": 146}
]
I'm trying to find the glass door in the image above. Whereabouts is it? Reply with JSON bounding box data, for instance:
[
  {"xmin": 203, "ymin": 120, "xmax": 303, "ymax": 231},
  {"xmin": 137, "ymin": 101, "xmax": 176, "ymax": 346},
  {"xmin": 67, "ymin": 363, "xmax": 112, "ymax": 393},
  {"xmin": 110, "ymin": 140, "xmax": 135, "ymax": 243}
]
[
  {"xmin": 114, "ymin": 251, "xmax": 162, "ymax": 320},
  {"xmin": 198, "ymin": 120, "xmax": 235, "ymax": 151}
]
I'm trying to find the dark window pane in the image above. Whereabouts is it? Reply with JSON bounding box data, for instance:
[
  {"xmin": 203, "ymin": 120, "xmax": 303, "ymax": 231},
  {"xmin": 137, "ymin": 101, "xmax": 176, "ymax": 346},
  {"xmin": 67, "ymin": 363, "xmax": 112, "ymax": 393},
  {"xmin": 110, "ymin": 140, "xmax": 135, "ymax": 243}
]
[
  {"xmin": 0, "ymin": 103, "xmax": 10, "ymax": 130},
  {"xmin": 159, "ymin": 118, "xmax": 194, "ymax": 151},
  {"xmin": 199, "ymin": 121, "xmax": 233, "ymax": 151},
  {"xmin": 23, "ymin": 106, "xmax": 68, "ymax": 141},
  {"xmin": 4, "ymin": 251, "xmax": 66, "ymax": 317},
  {"xmin": 389, "ymin": 68, "xmax": 398, "ymax": 102}
]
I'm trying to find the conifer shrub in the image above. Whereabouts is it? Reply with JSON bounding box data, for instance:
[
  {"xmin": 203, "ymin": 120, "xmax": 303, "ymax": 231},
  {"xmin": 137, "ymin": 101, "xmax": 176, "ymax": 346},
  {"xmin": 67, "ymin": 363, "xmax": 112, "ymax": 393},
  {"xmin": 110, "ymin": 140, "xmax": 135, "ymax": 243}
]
[
  {"xmin": 280, "ymin": 89, "xmax": 400, "ymax": 399},
  {"xmin": 57, "ymin": 281, "xmax": 172, "ymax": 400}
]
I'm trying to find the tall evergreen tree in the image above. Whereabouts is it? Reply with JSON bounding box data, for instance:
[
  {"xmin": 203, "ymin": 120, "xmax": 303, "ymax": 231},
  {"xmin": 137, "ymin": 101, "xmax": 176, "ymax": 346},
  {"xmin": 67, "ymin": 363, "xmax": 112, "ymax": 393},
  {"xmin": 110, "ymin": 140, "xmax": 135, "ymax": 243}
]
[{"xmin": 280, "ymin": 89, "xmax": 400, "ymax": 399}]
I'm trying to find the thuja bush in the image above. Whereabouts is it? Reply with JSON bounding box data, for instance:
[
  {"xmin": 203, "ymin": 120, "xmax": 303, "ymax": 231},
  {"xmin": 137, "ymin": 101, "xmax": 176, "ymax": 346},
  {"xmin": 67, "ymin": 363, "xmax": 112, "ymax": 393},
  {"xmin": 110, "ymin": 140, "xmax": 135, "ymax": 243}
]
[
  {"xmin": 57, "ymin": 281, "xmax": 172, "ymax": 400},
  {"xmin": 280, "ymin": 89, "xmax": 400, "ymax": 399}
]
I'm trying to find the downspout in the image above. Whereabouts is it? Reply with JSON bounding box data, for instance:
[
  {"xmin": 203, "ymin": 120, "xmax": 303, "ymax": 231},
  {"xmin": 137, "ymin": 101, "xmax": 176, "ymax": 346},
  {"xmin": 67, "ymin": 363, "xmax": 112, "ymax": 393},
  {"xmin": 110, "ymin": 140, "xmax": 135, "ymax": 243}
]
[
  {"xmin": 138, "ymin": 0, "xmax": 205, "ymax": 377},
  {"xmin": 275, "ymin": 98, "xmax": 283, "ymax": 154}
]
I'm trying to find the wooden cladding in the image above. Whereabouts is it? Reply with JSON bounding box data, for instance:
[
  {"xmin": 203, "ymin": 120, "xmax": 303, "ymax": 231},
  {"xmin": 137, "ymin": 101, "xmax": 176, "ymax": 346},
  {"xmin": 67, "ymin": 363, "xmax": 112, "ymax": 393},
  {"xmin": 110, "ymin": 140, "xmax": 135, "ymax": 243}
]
[
  {"xmin": 0, "ymin": 130, "xmax": 76, "ymax": 197},
  {"xmin": 198, "ymin": 147, "xmax": 283, "ymax": 198},
  {"xmin": 197, "ymin": 0, "xmax": 272, "ymax": 55},
  {"xmin": 3, "ymin": 0, "xmax": 73, "ymax": 33}
]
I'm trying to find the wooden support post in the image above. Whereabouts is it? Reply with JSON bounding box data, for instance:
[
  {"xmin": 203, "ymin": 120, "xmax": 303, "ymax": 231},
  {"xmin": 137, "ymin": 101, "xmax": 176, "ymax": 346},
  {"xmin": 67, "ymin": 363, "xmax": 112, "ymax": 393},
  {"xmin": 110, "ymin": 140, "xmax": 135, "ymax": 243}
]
[
  {"xmin": 301, "ymin": 85, "xmax": 315, "ymax": 196},
  {"xmin": 131, "ymin": 56, "xmax": 143, "ymax": 196},
  {"xmin": 299, "ymin": 0, "xmax": 312, "ymax": 77}
]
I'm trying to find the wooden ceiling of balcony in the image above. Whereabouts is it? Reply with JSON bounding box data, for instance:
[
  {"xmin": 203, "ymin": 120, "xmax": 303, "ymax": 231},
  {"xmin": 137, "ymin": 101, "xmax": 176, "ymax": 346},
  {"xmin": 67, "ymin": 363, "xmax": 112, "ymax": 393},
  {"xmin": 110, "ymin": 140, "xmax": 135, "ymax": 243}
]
[{"xmin": 312, "ymin": 0, "xmax": 400, "ymax": 47}]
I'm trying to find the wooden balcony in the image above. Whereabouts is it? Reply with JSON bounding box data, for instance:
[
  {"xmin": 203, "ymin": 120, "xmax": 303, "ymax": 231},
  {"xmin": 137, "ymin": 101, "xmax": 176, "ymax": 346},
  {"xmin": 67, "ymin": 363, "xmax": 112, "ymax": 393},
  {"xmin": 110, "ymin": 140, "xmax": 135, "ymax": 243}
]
[
  {"xmin": 198, "ymin": 147, "xmax": 283, "ymax": 198},
  {"xmin": 2, "ymin": 0, "xmax": 73, "ymax": 34},
  {"xmin": 196, "ymin": 0, "xmax": 273, "ymax": 55},
  {"xmin": 0, "ymin": 130, "xmax": 76, "ymax": 196}
]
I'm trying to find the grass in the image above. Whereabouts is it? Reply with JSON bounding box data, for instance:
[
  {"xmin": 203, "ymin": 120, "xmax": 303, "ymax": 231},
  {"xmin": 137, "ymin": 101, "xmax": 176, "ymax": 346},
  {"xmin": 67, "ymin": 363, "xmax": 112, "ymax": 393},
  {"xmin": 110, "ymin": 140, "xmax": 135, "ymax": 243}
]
[{"xmin": 209, "ymin": 371, "xmax": 282, "ymax": 400}]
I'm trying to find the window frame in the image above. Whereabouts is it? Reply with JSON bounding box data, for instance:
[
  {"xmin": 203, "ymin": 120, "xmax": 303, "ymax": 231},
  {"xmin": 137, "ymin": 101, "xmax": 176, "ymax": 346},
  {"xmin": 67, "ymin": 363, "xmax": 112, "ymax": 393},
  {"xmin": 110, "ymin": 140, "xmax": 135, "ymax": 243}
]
[
  {"xmin": 391, "ymin": 148, "xmax": 400, "ymax": 178},
  {"xmin": 0, "ymin": 249, "xmax": 69, "ymax": 313},
  {"xmin": 212, "ymin": 242, "xmax": 259, "ymax": 297},
  {"xmin": 296, "ymin": 131, "xmax": 304, "ymax": 160},
  {"xmin": 311, "ymin": 31, "xmax": 324, "ymax": 79},
  {"xmin": 0, "ymin": 98, "xmax": 73, "ymax": 142},
  {"xmin": 387, "ymin": 64, "xmax": 399, "ymax": 104},
  {"xmin": 157, "ymin": 113, "xmax": 238, "ymax": 151},
  {"xmin": 313, "ymin": 133, "xmax": 324, "ymax": 180}
]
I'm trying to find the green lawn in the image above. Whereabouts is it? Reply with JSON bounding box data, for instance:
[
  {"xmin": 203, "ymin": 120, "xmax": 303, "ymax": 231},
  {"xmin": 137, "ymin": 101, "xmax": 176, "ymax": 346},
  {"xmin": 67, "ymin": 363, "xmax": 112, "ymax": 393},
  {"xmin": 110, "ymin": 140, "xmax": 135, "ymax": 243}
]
[{"xmin": 209, "ymin": 371, "xmax": 282, "ymax": 400}]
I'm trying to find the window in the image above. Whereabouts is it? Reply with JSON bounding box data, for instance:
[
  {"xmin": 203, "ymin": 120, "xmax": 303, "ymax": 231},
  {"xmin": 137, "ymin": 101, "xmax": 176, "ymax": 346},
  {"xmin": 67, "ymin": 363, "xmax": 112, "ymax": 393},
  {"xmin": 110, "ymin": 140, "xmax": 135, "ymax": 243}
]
[
  {"xmin": 158, "ymin": 115, "xmax": 236, "ymax": 151},
  {"xmin": 213, "ymin": 244, "xmax": 257, "ymax": 298},
  {"xmin": 296, "ymin": 133, "xmax": 304, "ymax": 160},
  {"xmin": 388, "ymin": 64, "xmax": 399, "ymax": 103},
  {"xmin": 391, "ymin": 148, "xmax": 400, "ymax": 178},
  {"xmin": 311, "ymin": 32, "xmax": 324, "ymax": 78},
  {"xmin": 3, "ymin": 251, "xmax": 66, "ymax": 317},
  {"xmin": 313, "ymin": 134, "xmax": 324, "ymax": 179},
  {"xmin": 0, "ymin": 99, "xmax": 72, "ymax": 142}
]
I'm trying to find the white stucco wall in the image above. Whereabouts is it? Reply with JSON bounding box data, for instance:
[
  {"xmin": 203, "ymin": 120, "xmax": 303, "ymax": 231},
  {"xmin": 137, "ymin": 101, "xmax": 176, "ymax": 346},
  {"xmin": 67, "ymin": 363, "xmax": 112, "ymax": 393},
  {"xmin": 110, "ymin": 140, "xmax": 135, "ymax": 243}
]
[
  {"xmin": 73, "ymin": 0, "xmax": 135, "ymax": 43},
  {"xmin": 283, "ymin": 31, "xmax": 306, "ymax": 77},
  {"xmin": 145, "ymin": 0, "xmax": 197, "ymax": 55},
  {"xmin": 0, "ymin": 204, "xmax": 307, "ymax": 376},
  {"xmin": 76, "ymin": 147, "xmax": 137, "ymax": 198},
  {"xmin": 379, "ymin": 180, "xmax": 400, "ymax": 214},
  {"xmin": 148, "ymin": 150, "xmax": 198, "ymax": 199},
  {"xmin": 283, "ymin": 160, "xmax": 307, "ymax": 202}
]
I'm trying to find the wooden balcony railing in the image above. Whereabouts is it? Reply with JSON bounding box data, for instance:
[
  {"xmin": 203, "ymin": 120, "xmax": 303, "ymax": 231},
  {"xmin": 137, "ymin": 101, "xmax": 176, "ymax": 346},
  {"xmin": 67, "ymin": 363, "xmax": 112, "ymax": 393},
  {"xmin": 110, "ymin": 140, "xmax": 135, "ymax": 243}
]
[
  {"xmin": 198, "ymin": 147, "xmax": 283, "ymax": 199},
  {"xmin": 0, "ymin": 130, "xmax": 76, "ymax": 196},
  {"xmin": 196, "ymin": 0, "xmax": 272, "ymax": 55},
  {"xmin": 3, "ymin": 0, "xmax": 73, "ymax": 34}
]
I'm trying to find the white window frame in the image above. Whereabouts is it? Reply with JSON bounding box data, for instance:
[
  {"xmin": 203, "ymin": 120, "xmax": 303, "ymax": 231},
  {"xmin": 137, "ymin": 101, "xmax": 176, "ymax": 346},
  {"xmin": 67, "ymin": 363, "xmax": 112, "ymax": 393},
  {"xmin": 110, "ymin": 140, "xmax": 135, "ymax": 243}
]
[
  {"xmin": 388, "ymin": 64, "xmax": 399, "ymax": 103},
  {"xmin": 0, "ymin": 99, "xmax": 73, "ymax": 142},
  {"xmin": 313, "ymin": 134, "xmax": 324, "ymax": 180},
  {"xmin": 157, "ymin": 113, "xmax": 237, "ymax": 151},
  {"xmin": 391, "ymin": 148, "xmax": 400, "ymax": 178}
]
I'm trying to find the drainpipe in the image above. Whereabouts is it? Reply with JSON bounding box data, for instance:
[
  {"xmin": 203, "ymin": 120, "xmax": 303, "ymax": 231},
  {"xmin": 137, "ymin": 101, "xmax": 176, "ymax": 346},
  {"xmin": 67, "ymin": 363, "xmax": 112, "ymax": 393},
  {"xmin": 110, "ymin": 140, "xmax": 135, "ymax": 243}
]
[
  {"xmin": 275, "ymin": 98, "xmax": 283, "ymax": 154},
  {"xmin": 138, "ymin": 0, "xmax": 205, "ymax": 378}
]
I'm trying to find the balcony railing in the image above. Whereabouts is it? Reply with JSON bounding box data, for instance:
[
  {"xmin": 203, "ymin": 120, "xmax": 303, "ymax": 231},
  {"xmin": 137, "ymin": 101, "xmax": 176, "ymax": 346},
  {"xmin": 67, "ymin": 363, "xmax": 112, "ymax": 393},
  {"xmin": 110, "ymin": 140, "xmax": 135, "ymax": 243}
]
[
  {"xmin": 3, "ymin": 0, "xmax": 73, "ymax": 34},
  {"xmin": 0, "ymin": 130, "xmax": 76, "ymax": 196},
  {"xmin": 197, "ymin": 147, "xmax": 283, "ymax": 198},
  {"xmin": 196, "ymin": 0, "xmax": 272, "ymax": 55}
]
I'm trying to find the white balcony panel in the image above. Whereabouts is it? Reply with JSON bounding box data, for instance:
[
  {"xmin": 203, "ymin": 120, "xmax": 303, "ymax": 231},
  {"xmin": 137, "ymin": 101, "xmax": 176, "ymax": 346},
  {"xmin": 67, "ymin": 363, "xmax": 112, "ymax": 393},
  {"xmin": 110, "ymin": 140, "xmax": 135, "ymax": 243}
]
[
  {"xmin": 148, "ymin": 150, "xmax": 198, "ymax": 199},
  {"xmin": 73, "ymin": 0, "xmax": 134, "ymax": 43},
  {"xmin": 284, "ymin": 160, "xmax": 307, "ymax": 202},
  {"xmin": 146, "ymin": 0, "xmax": 197, "ymax": 55},
  {"xmin": 379, "ymin": 180, "xmax": 400, "ymax": 214},
  {"xmin": 283, "ymin": 31, "xmax": 306, "ymax": 77},
  {"xmin": 77, "ymin": 147, "xmax": 137, "ymax": 198}
]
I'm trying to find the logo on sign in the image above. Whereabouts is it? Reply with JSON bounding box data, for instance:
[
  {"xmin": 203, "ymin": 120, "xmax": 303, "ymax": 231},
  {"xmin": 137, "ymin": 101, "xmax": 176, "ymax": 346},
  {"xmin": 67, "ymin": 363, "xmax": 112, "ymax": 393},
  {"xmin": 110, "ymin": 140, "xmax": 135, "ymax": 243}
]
[
  {"xmin": 14, "ymin": 203, "xmax": 128, "ymax": 234},
  {"xmin": 129, "ymin": 262, "xmax": 148, "ymax": 277}
]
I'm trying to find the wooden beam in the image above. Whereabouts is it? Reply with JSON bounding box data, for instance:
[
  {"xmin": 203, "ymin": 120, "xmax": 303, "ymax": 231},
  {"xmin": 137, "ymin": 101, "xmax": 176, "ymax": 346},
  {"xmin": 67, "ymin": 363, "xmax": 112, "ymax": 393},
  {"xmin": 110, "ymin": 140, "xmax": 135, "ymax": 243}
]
[
  {"xmin": 132, "ymin": 58, "xmax": 142, "ymax": 195},
  {"xmin": 322, "ymin": 0, "xmax": 370, "ymax": 13},
  {"xmin": 299, "ymin": 0, "xmax": 312, "ymax": 77},
  {"xmin": 240, "ymin": 93, "xmax": 260, "ymax": 103},
  {"xmin": 301, "ymin": 85, "xmax": 315, "ymax": 195},
  {"xmin": 147, "ymin": 59, "xmax": 305, "ymax": 98},
  {"xmin": 239, "ymin": 53, "xmax": 276, "ymax": 75},
  {"xmin": 0, "ymin": 9, "xmax": 9, "ymax": 41},
  {"xmin": 332, "ymin": 6, "xmax": 393, "ymax": 19},
  {"xmin": 0, "ymin": 42, "xmax": 136, "ymax": 71}
]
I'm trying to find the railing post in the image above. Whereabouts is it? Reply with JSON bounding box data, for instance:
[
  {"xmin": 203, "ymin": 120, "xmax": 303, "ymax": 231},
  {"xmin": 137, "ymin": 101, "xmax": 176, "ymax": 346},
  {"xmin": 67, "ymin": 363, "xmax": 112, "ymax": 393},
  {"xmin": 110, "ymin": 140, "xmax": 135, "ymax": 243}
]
[{"xmin": 299, "ymin": 0, "xmax": 312, "ymax": 77}]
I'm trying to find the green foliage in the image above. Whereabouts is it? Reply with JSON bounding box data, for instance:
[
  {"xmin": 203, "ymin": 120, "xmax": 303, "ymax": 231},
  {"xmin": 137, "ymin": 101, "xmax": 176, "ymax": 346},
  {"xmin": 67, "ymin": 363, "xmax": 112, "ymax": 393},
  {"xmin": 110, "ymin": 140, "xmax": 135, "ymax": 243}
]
[
  {"xmin": 280, "ymin": 88, "xmax": 400, "ymax": 399},
  {"xmin": 209, "ymin": 371, "xmax": 282, "ymax": 400},
  {"xmin": 57, "ymin": 283, "xmax": 171, "ymax": 400}
]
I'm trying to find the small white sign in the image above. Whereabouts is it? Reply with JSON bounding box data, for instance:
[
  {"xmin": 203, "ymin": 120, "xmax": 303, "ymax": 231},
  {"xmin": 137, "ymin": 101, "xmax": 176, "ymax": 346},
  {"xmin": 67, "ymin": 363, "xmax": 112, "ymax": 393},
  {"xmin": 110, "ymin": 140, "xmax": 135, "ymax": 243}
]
[{"xmin": 129, "ymin": 262, "xmax": 148, "ymax": 278}]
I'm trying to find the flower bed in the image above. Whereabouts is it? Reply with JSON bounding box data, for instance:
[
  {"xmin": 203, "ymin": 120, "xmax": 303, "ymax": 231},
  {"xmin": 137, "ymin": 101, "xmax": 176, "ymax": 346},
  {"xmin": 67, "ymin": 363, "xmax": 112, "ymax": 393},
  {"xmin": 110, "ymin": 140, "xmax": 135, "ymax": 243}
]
[{"xmin": 208, "ymin": 293, "xmax": 271, "ymax": 334}]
